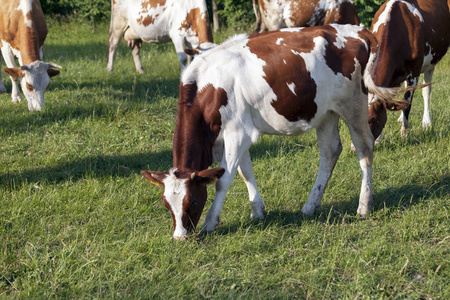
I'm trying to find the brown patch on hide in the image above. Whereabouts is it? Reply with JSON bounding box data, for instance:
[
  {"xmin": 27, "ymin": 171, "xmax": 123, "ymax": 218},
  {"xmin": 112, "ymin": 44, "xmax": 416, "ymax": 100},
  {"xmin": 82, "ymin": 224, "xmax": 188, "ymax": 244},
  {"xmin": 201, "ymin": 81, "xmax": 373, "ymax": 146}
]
[
  {"xmin": 179, "ymin": 8, "xmax": 214, "ymax": 44},
  {"xmin": 173, "ymin": 83, "xmax": 228, "ymax": 171},
  {"xmin": 137, "ymin": 0, "xmax": 167, "ymax": 26},
  {"xmin": 0, "ymin": 0, "xmax": 48, "ymax": 64},
  {"xmin": 324, "ymin": 1, "xmax": 360, "ymax": 25}
]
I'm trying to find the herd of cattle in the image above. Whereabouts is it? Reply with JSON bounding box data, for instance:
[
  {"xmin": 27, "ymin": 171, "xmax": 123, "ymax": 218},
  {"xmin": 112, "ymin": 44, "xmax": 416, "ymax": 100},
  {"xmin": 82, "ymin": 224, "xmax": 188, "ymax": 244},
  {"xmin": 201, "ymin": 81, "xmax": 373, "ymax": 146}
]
[{"xmin": 1, "ymin": 0, "xmax": 449, "ymax": 240}]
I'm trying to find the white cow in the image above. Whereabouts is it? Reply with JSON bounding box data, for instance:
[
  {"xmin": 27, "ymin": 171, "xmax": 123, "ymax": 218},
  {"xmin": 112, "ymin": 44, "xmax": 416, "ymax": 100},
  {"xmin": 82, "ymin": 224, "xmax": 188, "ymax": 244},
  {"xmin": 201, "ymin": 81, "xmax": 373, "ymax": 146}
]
[
  {"xmin": 252, "ymin": 0, "xmax": 360, "ymax": 32},
  {"xmin": 142, "ymin": 25, "xmax": 415, "ymax": 240},
  {"xmin": 0, "ymin": 0, "xmax": 61, "ymax": 111},
  {"xmin": 106, "ymin": 0, "xmax": 215, "ymax": 73}
]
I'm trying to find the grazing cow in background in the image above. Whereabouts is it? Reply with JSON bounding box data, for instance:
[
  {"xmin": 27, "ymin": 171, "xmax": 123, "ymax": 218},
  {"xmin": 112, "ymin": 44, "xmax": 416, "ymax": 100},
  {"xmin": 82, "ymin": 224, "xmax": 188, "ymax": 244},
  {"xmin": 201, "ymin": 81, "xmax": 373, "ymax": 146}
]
[
  {"xmin": 106, "ymin": 0, "xmax": 214, "ymax": 74},
  {"xmin": 0, "ymin": 0, "xmax": 61, "ymax": 111},
  {"xmin": 252, "ymin": 0, "xmax": 360, "ymax": 32},
  {"xmin": 142, "ymin": 24, "xmax": 411, "ymax": 240},
  {"xmin": 368, "ymin": 0, "xmax": 450, "ymax": 139}
]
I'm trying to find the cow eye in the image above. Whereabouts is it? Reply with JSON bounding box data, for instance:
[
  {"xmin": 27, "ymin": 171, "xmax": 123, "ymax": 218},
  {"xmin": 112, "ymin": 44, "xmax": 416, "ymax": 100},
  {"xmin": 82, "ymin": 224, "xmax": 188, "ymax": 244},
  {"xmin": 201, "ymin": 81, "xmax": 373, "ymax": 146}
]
[{"xmin": 368, "ymin": 117, "xmax": 377, "ymax": 124}]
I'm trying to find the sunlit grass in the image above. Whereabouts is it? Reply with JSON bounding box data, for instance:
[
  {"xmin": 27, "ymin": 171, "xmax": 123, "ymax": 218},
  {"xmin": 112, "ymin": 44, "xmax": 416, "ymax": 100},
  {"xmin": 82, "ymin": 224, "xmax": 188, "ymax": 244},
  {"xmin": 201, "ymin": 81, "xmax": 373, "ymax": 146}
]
[{"xmin": 0, "ymin": 21, "xmax": 448, "ymax": 298}]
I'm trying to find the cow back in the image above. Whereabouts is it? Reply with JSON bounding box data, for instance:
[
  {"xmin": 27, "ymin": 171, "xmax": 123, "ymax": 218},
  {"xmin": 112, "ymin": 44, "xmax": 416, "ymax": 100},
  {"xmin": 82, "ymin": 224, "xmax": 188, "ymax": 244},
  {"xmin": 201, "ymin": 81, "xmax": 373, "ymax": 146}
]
[
  {"xmin": 258, "ymin": 0, "xmax": 360, "ymax": 31},
  {"xmin": 0, "ymin": 0, "xmax": 47, "ymax": 64},
  {"xmin": 179, "ymin": 25, "xmax": 375, "ymax": 145},
  {"xmin": 370, "ymin": 0, "xmax": 450, "ymax": 87}
]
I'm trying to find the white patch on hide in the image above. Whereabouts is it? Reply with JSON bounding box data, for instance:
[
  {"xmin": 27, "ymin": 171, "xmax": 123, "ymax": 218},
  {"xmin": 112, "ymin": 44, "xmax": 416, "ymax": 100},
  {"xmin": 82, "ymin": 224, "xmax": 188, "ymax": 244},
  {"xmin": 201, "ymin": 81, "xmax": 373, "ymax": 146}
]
[
  {"xmin": 162, "ymin": 168, "xmax": 189, "ymax": 238},
  {"xmin": 15, "ymin": 0, "xmax": 33, "ymax": 27}
]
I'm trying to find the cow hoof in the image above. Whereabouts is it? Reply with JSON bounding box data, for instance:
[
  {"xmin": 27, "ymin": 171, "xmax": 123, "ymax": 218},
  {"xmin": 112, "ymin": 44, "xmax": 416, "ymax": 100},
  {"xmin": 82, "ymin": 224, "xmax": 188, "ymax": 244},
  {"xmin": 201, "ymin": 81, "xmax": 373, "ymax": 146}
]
[
  {"xmin": 12, "ymin": 97, "xmax": 22, "ymax": 103},
  {"xmin": 197, "ymin": 226, "xmax": 215, "ymax": 239},
  {"xmin": 250, "ymin": 201, "xmax": 265, "ymax": 220},
  {"xmin": 136, "ymin": 69, "xmax": 145, "ymax": 74},
  {"xmin": 400, "ymin": 127, "xmax": 409, "ymax": 138},
  {"xmin": 173, "ymin": 235, "xmax": 187, "ymax": 241},
  {"xmin": 301, "ymin": 205, "xmax": 316, "ymax": 217},
  {"xmin": 357, "ymin": 206, "xmax": 369, "ymax": 218},
  {"xmin": 358, "ymin": 213, "xmax": 368, "ymax": 219},
  {"xmin": 422, "ymin": 122, "xmax": 431, "ymax": 130},
  {"xmin": 250, "ymin": 213, "xmax": 264, "ymax": 221},
  {"xmin": 374, "ymin": 132, "xmax": 383, "ymax": 146},
  {"xmin": 201, "ymin": 218, "xmax": 219, "ymax": 234},
  {"xmin": 250, "ymin": 212, "xmax": 264, "ymax": 221}
]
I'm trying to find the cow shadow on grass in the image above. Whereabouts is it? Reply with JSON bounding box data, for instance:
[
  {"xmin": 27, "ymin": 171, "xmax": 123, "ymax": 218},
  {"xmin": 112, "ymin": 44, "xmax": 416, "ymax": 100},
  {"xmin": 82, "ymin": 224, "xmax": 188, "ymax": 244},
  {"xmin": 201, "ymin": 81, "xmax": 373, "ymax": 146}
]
[
  {"xmin": 0, "ymin": 77, "xmax": 180, "ymax": 137},
  {"xmin": 0, "ymin": 150, "xmax": 172, "ymax": 189},
  {"xmin": 0, "ymin": 135, "xmax": 308, "ymax": 189},
  {"xmin": 209, "ymin": 175, "xmax": 450, "ymax": 237}
]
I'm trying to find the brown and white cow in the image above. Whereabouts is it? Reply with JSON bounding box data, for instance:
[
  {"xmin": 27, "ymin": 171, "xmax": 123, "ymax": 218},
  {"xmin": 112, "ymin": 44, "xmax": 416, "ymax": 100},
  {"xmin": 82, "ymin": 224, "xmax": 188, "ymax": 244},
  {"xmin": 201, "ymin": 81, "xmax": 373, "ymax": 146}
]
[
  {"xmin": 368, "ymin": 0, "xmax": 450, "ymax": 139},
  {"xmin": 106, "ymin": 0, "xmax": 214, "ymax": 74},
  {"xmin": 0, "ymin": 0, "xmax": 61, "ymax": 111},
  {"xmin": 253, "ymin": 0, "xmax": 360, "ymax": 32},
  {"xmin": 142, "ymin": 24, "xmax": 410, "ymax": 240}
]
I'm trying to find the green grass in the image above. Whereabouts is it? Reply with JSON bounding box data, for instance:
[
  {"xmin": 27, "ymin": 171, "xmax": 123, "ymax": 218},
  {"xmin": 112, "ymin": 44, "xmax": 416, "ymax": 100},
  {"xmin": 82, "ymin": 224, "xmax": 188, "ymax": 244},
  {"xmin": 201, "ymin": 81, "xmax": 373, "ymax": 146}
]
[{"xmin": 1, "ymin": 21, "xmax": 449, "ymax": 298}]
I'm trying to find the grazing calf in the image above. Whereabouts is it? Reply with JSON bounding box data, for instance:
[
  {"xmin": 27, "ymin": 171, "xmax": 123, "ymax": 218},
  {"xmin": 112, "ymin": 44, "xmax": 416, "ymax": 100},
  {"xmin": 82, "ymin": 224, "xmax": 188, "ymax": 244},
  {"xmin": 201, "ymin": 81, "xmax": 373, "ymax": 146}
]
[
  {"xmin": 0, "ymin": 0, "xmax": 61, "ymax": 111},
  {"xmin": 368, "ymin": 0, "xmax": 450, "ymax": 139},
  {"xmin": 106, "ymin": 0, "xmax": 214, "ymax": 73},
  {"xmin": 252, "ymin": 0, "xmax": 360, "ymax": 32},
  {"xmin": 142, "ymin": 25, "xmax": 407, "ymax": 240}
]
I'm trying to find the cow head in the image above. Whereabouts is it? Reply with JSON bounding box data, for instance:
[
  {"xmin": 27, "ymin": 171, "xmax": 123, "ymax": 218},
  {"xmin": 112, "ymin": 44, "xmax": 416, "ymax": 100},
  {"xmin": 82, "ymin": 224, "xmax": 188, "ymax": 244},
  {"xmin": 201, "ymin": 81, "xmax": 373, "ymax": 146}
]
[
  {"xmin": 368, "ymin": 101, "xmax": 387, "ymax": 140},
  {"xmin": 142, "ymin": 167, "xmax": 225, "ymax": 240},
  {"xmin": 368, "ymin": 97, "xmax": 409, "ymax": 140},
  {"xmin": 4, "ymin": 61, "xmax": 61, "ymax": 111}
]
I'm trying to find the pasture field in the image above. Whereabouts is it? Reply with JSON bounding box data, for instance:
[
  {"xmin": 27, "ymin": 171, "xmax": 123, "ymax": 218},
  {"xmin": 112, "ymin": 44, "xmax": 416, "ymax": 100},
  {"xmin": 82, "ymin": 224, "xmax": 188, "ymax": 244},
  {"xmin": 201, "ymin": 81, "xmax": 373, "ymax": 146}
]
[{"xmin": 0, "ymin": 21, "xmax": 449, "ymax": 299}]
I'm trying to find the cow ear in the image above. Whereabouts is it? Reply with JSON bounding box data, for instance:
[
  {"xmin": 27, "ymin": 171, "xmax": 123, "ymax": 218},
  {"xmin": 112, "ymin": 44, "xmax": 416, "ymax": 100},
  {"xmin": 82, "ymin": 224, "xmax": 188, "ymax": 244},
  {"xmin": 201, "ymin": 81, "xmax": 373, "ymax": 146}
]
[
  {"xmin": 141, "ymin": 171, "xmax": 165, "ymax": 187},
  {"xmin": 47, "ymin": 68, "xmax": 60, "ymax": 78},
  {"xmin": 386, "ymin": 101, "xmax": 409, "ymax": 111},
  {"xmin": 194, "ymin": 168, "xmax": 225, "ymax": 185},
  {"xmin": 3, "ymin": 67, "xmax": 24, "ymax": 80}
]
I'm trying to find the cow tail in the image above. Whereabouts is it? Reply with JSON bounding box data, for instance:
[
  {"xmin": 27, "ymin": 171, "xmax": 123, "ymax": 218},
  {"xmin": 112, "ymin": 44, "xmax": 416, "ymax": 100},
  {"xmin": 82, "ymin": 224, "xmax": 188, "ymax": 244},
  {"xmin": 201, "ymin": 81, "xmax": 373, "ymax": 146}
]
[
  {"xmin": 252, "ymin": 0, "xmax": 258, "ymax": 16},
  {"xmin": 363, "ymin": 37, "xmax": 430, "ymax": 107}
]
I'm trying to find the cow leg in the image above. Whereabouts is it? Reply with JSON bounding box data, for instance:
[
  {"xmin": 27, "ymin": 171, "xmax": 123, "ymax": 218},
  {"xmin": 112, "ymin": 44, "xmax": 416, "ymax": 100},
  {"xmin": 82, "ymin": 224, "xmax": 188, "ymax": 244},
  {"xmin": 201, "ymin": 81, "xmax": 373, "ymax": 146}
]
[
  {"xmin": 171, "ymin": 36, "xmax": 188, "ymax": 69},
  {"xmin": 346, "ymin": 116, "xmax": 374, "ymax": 217},
  {"xmin": 0, "ymin": 46, "xmax": 21, "ymax": 103},
  {"xmin": 106, "ymin": 29, "xmax": 122, "ymax": 72},
  {"xmin": 237, "ymin": 150, "xmax": 265, "ymax": 220},
  {"xmin": 106, "ymin": 1, "xmax": 128, "ymax": 73},
  {"xmin": 301, "ymin": 112, "xmax": 342, "ymax": 216},
  {"xmin": 131, "ymin": 43, "xmax": 144, "ymax": 74},
  {"xmin": 422, "ymin": 68, "xmax": 434, "ymax": 130},
  {"xmin": 201, "ymin": 131, "xmax": 253, "ymax": 233},
  {"xmin": 0, "ymin": 54, "xmax": 7, "ymax": 93},
  {"xmin": 397, "ymin": 76, "xmax": 418, "ymax": 137}
]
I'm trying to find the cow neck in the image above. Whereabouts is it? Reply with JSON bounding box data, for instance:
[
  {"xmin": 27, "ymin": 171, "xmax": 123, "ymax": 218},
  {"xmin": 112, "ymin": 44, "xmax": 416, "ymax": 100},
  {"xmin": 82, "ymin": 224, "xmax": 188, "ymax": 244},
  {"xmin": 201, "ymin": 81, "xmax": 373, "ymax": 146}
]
[
  {"xmin": 371, "ymin": 21, "xmax": 412, "ymax": 88},
  {"xmin": 196, "ymin": 16, "xmax": 213, "ymax": 44},
  {"xmin": 19, "ymin": 29, "xmax": 43, "ymax": 64},
  {"xmin": 172, "ymin": 82, "xmax": 227, "ymax": 172},
  {"xmin": 16, "ymin": 1, "xmax": 47, "ymax": 64},
  {"xmin": 186, "ymin": 7, "xmax": 213, "ymax": 44},
  {"xmin": 173, "ymin": 83, "xmax": 212, "ymax": 172},
  {"xmin": 370, "ymin": 1, "xmax": 423, "ymax": 88}
]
